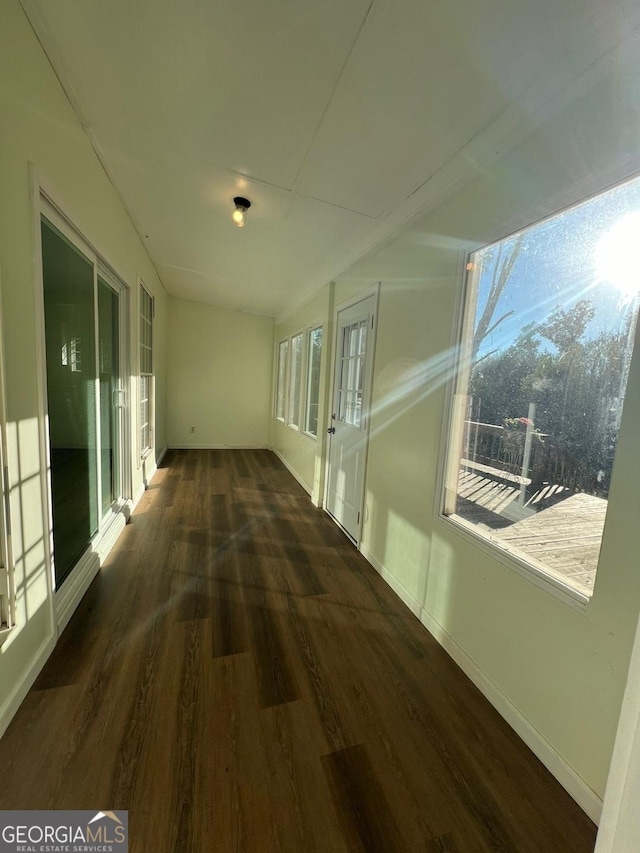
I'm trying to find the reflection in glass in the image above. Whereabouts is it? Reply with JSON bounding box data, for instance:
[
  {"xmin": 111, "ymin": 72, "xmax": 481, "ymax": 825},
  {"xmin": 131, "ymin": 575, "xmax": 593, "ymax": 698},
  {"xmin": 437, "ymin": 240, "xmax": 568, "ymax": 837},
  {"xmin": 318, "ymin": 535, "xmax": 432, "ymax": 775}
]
[
  {"xmin": 41, "ymin": 218, "xmax": 98, "ymax": 588},
  {"xmin": 98, "ymin": 279, "xmax": 119, "ymax": 516}
]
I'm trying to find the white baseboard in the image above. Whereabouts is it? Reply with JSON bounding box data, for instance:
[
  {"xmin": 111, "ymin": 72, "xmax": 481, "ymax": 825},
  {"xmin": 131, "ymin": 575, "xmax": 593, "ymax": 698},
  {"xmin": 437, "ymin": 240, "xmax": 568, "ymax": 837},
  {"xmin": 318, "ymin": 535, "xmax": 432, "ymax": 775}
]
[
  {"xmin": 56, "ymin": 502, "xmax": 129, "ymax": 635},
  {"xmin": 270, "ymin": 448, "xmax": 312, "ymax": 496},
  {"xmin": 359, "ymin": 541, "xmax": 603, "ymax": 824},
  {"xmin": 133, "ymin": 483, "xmax": 146, "ymax": 509},
  {"xmin": 156, "ymin": 445, "xmax": 168, "ymax": 467},
  {"xmin": 0, "ymin": 631, "xmax": 57, "ymax": 739},
  {"xmin": 55, "ymin": 550, "xmax": 101, "ymax": 635}
]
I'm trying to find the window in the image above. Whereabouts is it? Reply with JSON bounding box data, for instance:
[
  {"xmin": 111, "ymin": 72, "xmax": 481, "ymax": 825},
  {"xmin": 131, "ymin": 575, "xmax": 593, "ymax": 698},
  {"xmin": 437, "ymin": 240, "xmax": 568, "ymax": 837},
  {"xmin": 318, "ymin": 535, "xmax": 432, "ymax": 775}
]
[
  {"xmin": 140, "ymin": 283, "xmax": 154, "ymax": 457},
  {"xmin": 338, "ymin": 319, "xmax": 367, "ymax": 427},
  {"xmin": 275, "ymin": 326, "xmax": 324, "ymax": 436},
  {"xmin": 304, "ymin": 326, "xmax": 323, "ymax": 437},
  {"xmin": 442, "ymin": 177, "xmax": 640, "ymax": 600},
  {"xmin": 275, "ymin": 339, "xmax": 289, "ymax": 421},
  {"xmin": 287, "ymin": 332, "xmax": 303, "ymax": 429}
]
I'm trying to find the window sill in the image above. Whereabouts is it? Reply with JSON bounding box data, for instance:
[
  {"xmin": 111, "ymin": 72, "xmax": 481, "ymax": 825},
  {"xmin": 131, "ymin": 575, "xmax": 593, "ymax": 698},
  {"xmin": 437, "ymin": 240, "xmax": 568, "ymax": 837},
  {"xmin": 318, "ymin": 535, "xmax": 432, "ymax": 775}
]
[
  {"xmin": 0, "ymin": 624, "xmax": 15, "ymax": 647},
  {"xmin": 302, "ymin": 431, "xmax": 318, "ymax": 441},
  {"xmin": 438, "ymin": 511, "xmax": 591, "ymax": 613}
]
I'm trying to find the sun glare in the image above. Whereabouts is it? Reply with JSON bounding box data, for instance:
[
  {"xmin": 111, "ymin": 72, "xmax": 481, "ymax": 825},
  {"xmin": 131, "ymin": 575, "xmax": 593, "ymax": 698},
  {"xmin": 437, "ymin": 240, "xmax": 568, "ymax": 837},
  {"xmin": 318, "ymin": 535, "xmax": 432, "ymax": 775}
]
[{"xmin": 595, "ymin": 212, "xmax": 640, "ymax": 301}]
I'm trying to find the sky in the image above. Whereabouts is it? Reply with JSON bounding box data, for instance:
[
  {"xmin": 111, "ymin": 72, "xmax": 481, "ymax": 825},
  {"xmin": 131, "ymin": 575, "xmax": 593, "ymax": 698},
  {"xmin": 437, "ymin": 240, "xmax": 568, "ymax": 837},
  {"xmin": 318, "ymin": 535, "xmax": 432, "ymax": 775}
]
[{"xmin": 473, "ymin": 173, "xmax": 640, "ymax": 358}]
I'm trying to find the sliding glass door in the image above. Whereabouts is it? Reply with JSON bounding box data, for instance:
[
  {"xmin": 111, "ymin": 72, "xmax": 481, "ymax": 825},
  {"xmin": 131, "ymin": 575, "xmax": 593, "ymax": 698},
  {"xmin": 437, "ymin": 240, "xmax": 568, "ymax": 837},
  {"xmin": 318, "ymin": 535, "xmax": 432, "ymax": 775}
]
[
  {"xmin": 98, "ymin": 278, "xmax": 120, "ymax": 517},
  {"xmin": 41, "ymin": 213, "xmax": 126, "ymax": 589}
]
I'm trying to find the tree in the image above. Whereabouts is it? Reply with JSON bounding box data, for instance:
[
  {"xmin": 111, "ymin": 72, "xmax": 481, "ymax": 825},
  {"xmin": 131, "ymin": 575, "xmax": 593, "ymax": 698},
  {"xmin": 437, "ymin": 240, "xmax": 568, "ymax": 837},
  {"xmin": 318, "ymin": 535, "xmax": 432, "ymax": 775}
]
[
  {"xmin": 471, "ymin": 235, "xmax": 524, "ymax": 362},
  {"xmin": 468, "ymin": 299, "xmax": 636, "ymax": 496},
  {"xmin": 537, "ymin": 300, "xmax": 595, "ymax": 354}
]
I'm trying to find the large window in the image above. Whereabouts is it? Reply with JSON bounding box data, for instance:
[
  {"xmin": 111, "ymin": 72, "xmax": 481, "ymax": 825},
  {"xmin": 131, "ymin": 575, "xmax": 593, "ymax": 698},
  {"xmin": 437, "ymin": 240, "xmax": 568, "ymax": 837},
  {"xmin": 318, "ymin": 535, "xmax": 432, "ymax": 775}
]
[
  {"xmin": 304, "ymin": 326, "xmax": 323, "ymax": 437},
  {"xmin": 443, "ymin": 177, "xmax": 640, "ymax": 601},
  {"xmin": 275, "ymin": 326, "xmax": 324, "ymax": 436},
  {"xmin": 140, "ymin": 283, "xmax": 154, "ymax": 457}
]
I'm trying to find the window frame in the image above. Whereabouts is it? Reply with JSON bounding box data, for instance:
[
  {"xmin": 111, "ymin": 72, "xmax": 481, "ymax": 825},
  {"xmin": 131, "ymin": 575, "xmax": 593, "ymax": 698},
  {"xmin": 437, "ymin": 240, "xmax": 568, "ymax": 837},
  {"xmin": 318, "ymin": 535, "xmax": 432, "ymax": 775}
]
[
  {"xmin": 275, "ymin": 325, "xmax": 324, "ymax": 438},
  {"xmin": 275, "ymin": 338, "xmax": 289, "ymax": 422},
  {"xmin": 303, "ymin": 325, "xmax": 323, "ymax": 439},
  {"xmin": 139, "ymin": 281, "xmax": 154, "ymax": 460},
  {"xmin": 438, "ymin": 253, "xmax": 592, "ymax": 611},
  {"xmin": 437, "ymin": 189, "xmax": 640, "ymax": 611},
  {"xmin": 286, "ymin": 331, "xmax": 304, "ymax": 431}
]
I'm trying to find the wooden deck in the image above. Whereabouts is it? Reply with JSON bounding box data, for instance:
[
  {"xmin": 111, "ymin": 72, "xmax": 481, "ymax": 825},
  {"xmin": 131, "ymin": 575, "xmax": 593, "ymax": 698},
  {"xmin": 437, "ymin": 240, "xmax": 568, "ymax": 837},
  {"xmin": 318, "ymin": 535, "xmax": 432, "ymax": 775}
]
[{"xmin": 456, "ymin": 468, "xmax": 607, "ymax": 595}]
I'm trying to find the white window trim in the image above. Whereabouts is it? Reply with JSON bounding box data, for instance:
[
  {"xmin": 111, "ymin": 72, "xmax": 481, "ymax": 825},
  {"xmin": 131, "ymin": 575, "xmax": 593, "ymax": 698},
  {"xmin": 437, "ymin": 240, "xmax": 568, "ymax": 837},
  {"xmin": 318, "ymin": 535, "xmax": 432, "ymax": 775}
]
[
  {"xmin": 275, "ymin": 338, "xmax": 289, "ymax": 423},
  {"xmin": 34, "ymin": 180, "xmax": 133, "ymax": 627},
  {"xmin": 286, "ymin": 330, "xmax": 304, "ymax": 432},
  {"xmin": 435, "ymin": 249, "xmax": 592, "ymax": 612},
  {"xmin": 139, "ymin": 279, "xmax": 154, "ymax": 461}
]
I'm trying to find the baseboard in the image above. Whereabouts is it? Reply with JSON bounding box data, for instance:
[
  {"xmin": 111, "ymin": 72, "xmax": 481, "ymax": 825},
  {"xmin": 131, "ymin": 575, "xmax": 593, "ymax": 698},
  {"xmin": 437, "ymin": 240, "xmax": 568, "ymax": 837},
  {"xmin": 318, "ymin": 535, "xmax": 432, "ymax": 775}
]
[
  {"xmin": 0, "ymin": 631, "xmax": 57, "ymax": 739},
  {"xmin": 95, "ymin": 512, "xmax": 127, "ymax": 564},
  {"xmin": 359, "ymin": 541, "xmax": 604, "ymax": 825},
  {"xmin": 55, "ymin": 550, "xmax": 101, "ymax": 635},
  {"xmin": 156, "ymin": 445, "xmax": 168, "ymax": 467},
  {"xmin": 270, "ymin": 448, "xmax": 312, "ymax": 496},
  {"xmin": 133, "ymin": 482, "xmax": 146, "ymax": 509}
]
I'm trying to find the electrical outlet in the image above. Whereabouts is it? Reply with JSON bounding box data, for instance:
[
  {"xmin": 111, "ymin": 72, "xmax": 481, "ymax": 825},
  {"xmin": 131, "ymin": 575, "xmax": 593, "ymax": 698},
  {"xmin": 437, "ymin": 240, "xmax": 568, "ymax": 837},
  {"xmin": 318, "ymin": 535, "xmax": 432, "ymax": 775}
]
[{"xmin": 189, "ymin": 425, "xmax": 195, "ymax": 433}]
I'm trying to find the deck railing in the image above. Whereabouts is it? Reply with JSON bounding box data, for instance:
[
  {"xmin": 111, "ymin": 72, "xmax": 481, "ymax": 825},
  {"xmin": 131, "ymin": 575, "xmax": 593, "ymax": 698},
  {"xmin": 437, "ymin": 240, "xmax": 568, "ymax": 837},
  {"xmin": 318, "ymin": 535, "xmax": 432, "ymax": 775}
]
[{"xmin": 462, "ymin": 420, "xmax": 592, "ymax": 492}]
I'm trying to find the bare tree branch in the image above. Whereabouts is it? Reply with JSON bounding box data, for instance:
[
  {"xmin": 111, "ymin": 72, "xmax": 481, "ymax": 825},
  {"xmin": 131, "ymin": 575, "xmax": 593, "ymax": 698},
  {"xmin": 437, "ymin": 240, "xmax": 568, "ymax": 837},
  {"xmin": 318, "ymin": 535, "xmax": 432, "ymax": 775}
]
[{"xmin": 472, "ymin": 235, "xmax": 523, "ymax": 361}]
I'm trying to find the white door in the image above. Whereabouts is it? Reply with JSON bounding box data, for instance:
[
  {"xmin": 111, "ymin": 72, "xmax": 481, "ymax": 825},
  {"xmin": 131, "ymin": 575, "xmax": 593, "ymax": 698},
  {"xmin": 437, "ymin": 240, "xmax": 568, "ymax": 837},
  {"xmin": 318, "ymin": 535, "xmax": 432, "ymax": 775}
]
[{"xmin": 325, "ymin": 293, "xmax": 377, "ymax": 542}]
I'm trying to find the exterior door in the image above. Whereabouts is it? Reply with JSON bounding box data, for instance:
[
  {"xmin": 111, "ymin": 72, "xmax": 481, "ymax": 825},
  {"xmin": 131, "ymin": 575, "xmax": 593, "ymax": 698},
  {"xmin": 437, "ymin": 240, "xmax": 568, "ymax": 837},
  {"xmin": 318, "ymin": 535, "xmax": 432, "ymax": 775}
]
[{"xmin": 325, "ymin": 293, "xmax": 377, "ymax": 542}]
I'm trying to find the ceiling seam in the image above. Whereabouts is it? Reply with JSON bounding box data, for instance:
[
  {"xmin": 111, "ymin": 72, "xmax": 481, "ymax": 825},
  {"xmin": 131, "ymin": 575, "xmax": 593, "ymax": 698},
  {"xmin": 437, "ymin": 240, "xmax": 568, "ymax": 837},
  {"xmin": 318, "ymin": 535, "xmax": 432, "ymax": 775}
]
[
  {"xmin": 18, "ymin": 0, "xmax": 172, "ymax": 300},
  {"xmin": 288, "ymin": 0, "xmax": 375, "ymax": 195}
]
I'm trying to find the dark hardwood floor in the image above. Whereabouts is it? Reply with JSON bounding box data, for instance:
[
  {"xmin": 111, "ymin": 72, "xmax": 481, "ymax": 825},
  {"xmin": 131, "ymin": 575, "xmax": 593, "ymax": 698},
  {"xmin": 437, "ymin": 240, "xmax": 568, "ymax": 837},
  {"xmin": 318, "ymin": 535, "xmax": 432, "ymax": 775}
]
[{"xmin": 0, "ymin": 449, "xmax": 597, "ymax": 852}]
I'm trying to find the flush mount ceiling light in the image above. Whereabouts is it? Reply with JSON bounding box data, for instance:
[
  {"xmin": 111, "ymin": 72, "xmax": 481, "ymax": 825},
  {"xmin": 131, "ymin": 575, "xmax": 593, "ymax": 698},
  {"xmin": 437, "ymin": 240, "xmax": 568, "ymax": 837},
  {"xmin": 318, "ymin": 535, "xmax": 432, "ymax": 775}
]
[{"xmin": 232, "ymin": 196, "xmax": 251, "ymax": 228}]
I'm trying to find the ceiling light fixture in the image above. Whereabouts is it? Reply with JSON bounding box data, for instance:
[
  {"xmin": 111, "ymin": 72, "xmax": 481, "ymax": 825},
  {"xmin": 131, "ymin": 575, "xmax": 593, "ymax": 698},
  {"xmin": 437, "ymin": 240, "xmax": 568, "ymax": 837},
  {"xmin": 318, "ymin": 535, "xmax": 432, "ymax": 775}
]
[{"xmin": 232, "ymin": 196, "xmax": 251, "ymax": 228}]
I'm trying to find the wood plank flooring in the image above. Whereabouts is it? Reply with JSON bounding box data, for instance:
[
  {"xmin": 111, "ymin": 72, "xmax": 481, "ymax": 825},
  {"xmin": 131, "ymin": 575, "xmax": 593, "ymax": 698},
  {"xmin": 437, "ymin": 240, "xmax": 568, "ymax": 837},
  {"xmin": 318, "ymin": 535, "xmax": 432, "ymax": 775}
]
[{"xmin": 0, "ymin": 450, "xmax": 597, "ymax": 852}]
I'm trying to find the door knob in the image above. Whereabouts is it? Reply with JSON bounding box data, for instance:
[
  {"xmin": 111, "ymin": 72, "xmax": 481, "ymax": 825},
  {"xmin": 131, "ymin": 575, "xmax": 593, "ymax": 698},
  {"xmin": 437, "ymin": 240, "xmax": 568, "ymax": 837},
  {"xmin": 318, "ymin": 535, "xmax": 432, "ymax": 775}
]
[{"xmin": 327, "ymin": 426, "xmax": 335, "ymax": 434}]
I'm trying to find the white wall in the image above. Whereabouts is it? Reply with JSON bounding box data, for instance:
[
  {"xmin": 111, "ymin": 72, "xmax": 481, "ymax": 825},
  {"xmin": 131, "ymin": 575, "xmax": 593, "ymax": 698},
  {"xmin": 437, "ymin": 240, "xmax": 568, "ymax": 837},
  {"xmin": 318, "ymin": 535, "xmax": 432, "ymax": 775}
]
[
  {"xmin": 273, "ymin": 17, "xmax": 640, "ymax": 817},
  {"xmin": 167, "ymin": 297, "xmax": 273, "ymax": 449},
  {"xmin": 0, "ymin": 0, "xmax": 168, "ymax": 730}
]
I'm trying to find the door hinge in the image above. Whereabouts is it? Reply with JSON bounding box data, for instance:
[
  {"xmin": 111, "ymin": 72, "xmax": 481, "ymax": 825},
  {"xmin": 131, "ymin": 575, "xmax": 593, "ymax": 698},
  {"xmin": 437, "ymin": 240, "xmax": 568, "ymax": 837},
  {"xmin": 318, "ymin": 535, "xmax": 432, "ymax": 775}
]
[
  {"xmin": 371, "ymin": 315, "xmax": 374, "ymax": 329},
  {"xmin": 357, "ymin": 511, "xmax": 360, "ymax": 524}
]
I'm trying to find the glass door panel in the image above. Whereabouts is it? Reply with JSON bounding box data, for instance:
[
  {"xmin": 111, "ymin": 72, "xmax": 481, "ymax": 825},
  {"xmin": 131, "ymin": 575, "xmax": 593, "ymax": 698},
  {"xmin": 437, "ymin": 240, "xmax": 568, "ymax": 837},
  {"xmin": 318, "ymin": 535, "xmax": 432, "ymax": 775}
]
[
  {"xmin": 98, "ymin": 278, "xmax": 119, "ymax": 516},
  {"xmin": 41, "ymin": 217, "xmax": 99, "ymax": 588}
]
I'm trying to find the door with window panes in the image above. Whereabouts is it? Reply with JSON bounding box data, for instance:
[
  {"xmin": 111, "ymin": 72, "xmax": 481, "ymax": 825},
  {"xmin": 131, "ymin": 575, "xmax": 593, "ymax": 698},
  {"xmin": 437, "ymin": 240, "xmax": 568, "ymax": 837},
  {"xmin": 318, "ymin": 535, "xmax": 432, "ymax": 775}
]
[{"xmin": 325, "ymin": 294, "xmax": 377, "ymax": 542}]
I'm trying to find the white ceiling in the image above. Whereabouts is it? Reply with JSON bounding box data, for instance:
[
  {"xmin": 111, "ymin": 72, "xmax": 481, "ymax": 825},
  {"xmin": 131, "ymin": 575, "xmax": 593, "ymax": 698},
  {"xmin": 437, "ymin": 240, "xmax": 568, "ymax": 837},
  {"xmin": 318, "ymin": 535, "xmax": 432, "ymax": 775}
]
[{"xmin": 20, "ymin": 0, "xmax": 640, "ymax": 318}]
